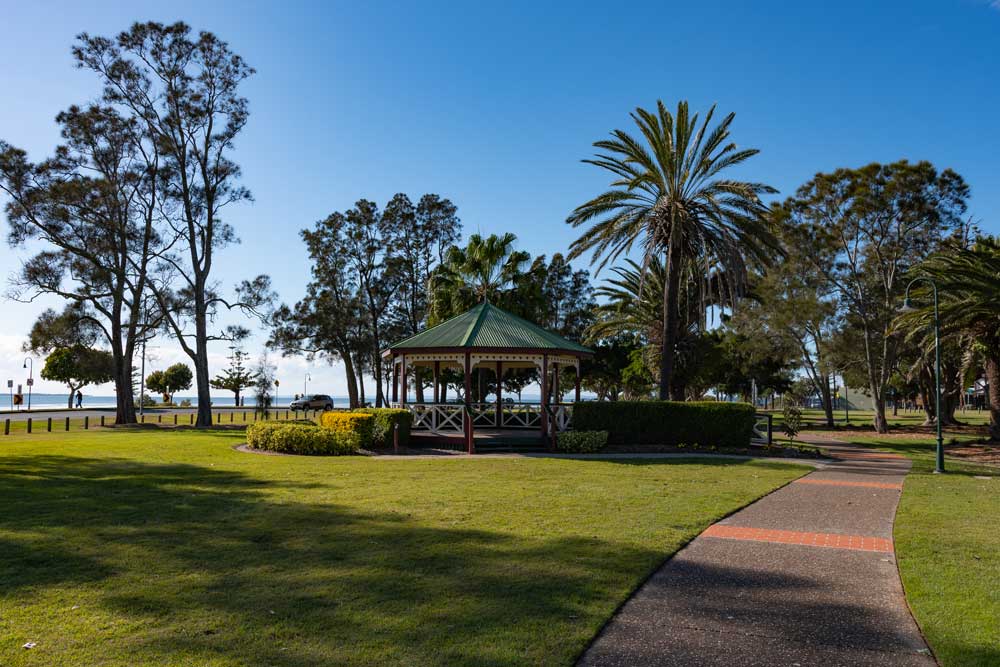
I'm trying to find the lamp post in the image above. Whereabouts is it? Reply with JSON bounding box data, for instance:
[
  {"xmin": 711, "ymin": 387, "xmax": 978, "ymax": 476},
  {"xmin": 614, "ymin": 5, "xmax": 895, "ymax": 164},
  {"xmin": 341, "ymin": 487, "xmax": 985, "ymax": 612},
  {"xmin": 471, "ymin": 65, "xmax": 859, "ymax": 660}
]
[
  {"xmin": 901, "ymin": 277, "xmax": 944, "ymax": 474},
  {"xmin": 22, "ymin": 357, "xmax": 33, "ymax": 410},
  {"xmin": 303, "ymin": 372, "xmax": 311, "ymax": 396}
]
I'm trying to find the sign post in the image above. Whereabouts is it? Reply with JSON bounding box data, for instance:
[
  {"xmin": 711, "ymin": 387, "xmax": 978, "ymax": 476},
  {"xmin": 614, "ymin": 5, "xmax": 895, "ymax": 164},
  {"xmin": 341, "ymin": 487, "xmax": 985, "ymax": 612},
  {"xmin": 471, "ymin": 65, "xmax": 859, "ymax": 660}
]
[{"xmin": 6, "ymin": 379, "xmax": 11, "ymax": 412}]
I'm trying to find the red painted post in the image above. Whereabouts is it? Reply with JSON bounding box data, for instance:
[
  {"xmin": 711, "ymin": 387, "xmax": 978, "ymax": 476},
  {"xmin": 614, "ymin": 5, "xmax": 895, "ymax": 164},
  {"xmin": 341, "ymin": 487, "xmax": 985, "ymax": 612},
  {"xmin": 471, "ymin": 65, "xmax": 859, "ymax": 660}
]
[
  {"xmin": 541, "ymin": 354, "xmax": 551, "ymax": 450},
  {"xmin": 391, "ymin": 354, "xmax": 399, "ymax": 404},
  {"xmin": 464, "ymin": 352, "xmax": 474, "ymax": 454},
  {"xmin": 575, "ymin": 364, "xmax": 582, "ymax": 403},
  {"xmin": 399, "ymin": 354, "xmax": 407, "ymax": 405},
  {"xmin": 433, "ymin": 361, "xmax": 440, "ymax": 403},
  {"xmin": 495, "ymin": 360, "xmax": 503, "ymax": 427}
]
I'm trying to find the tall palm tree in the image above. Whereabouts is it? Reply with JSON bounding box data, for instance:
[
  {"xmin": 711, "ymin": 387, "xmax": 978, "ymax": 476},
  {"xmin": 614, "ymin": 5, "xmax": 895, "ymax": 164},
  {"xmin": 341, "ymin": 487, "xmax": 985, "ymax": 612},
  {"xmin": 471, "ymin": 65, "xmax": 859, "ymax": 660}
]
[
  {"xmin": 429, "ymin": 232, "xmax": 530, "ymax": 322},
  {"xmin": 906, "ymin": 236, "xmax": 1000, "ymax": 439},
  {"xmin": 567, "ymin": 100, "xmax": 779, "ymax": 399}
]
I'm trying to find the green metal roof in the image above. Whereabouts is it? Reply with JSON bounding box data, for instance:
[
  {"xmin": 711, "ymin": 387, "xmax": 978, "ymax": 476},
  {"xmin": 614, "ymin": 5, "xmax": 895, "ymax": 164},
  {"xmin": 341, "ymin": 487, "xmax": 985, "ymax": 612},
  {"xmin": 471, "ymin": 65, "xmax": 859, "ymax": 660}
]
[{"xmin": 387, "ymin": 302, "xmax": 592, "ymax": 354}]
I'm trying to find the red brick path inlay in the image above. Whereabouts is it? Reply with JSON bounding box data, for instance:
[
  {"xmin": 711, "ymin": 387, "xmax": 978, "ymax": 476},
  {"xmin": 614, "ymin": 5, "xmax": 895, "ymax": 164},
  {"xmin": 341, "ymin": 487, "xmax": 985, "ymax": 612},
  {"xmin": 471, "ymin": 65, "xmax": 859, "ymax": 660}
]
[
  {"xmin": 794, "ymin": 478, "xmax": 903, "ymax": 490},
  {"xmin": 702, "ymin": 525, "xmax": 894, "ymax": 553}
]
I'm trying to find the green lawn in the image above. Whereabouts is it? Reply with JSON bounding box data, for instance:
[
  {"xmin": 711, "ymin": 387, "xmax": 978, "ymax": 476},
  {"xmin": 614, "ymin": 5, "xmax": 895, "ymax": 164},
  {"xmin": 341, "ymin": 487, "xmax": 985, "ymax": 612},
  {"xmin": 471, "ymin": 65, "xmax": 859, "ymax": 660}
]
[
  {"xmin": 768, "ymin": 406, "xmax": 992, "ymax": 430},
  {"xmin": 807, "ymin": 430, "xmax": 1000, "ymax": 667},
  {"xmin": 0, "ymin": 428, "xmax": 805, "ymax": 666}
]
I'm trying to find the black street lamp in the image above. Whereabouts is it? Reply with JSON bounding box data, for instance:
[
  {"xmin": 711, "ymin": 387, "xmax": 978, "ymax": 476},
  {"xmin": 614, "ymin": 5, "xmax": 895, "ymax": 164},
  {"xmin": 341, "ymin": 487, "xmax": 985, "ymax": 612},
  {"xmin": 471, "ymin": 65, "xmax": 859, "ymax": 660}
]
[
  {"xmin": 22, "ymin": 357, "xmax": 33, "ymax": 410},
  {"xmin": 901, "ymin": 277, "xmax": 944, "ymax": 474}
]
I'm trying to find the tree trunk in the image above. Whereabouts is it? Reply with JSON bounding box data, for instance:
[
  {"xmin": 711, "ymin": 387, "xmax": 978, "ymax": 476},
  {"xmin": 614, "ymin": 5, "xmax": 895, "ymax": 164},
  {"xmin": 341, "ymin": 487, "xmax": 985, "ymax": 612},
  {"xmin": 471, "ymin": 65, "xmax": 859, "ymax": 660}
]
[
  {"xmin": 340, "ymin": 349, "xmax": 359, "ymax": 409},
  {"xmin": 872, "ymin": 394, "xmax": 889, "ymax": 433},
  {"xmin": 414, "ymin": 367, "xmax": 425, "ymax": 403},
  {"xmin": 188, "ymin": 292, "xmax": 212, "ymax": 426},
  {"xmin": 818, "ymin": 375, "xmax": 834, "ymax": 427},
  {"xmin": 659, "ymin": 226, "xmax": 683, "ymax": 401},
  {"xmin": 985, "ymin": 352, "xmax": 1000, "ymax": 441},
  {"xmin": 357, "ymin": 366, "xmax": 366, "ymax": 407},
  {"xmin": 112, "ymin": 353, "xmax": 136, "ymax": 425}
]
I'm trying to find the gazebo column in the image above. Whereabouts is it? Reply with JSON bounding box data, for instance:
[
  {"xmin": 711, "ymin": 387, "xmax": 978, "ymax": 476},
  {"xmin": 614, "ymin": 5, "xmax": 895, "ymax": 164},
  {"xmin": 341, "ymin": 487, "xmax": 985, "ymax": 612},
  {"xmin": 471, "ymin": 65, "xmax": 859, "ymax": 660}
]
[
  {"xmin": 495, "ymin": 360, "xmax": 503, "ymax": 427},
  {"xmin": 433, "ymin": 361, "xmax": 440, "ymax": 404},
  {"xmin": 541, "ymin": 354, "xmax": 551, "ymax": 450},
  {"xmin": 575, "ymin": 362, "xmax": 582, "ymax": 402},
  {"xmin": 391, "ymin": 355, "xmax": 398, "ymax": 404},
  {"xmin": 464, "ymin": 352, "xmax": 474, "ymax": 454},
  {"xmin": 400, "ymin": 355, "xmax": 407, "ymax": 405},
  {"xmin": 553, "ymin": 362, "xmax": 560, "ymax": 404}
]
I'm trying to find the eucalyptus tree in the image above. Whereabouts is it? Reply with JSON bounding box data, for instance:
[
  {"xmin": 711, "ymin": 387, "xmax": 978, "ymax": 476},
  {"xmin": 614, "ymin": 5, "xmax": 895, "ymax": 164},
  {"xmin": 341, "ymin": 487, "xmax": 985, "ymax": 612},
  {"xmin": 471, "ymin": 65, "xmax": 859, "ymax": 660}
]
[
  {"xmin": 567, "ymin": 100, "xmax": 778, "ymax": 399},
  {"xmin": 269, "ymin": 212, "xmax": 368, "ymax": 409},
  {"xmin": 902, "ymin": 236, "xmax": 1000, "ymax": 439},
  {"xmin": 786, "ymin": 161, "xmax": 968, "ymax": 432},
  {"xmin": 74, "ymin": 22, "xmax": 271, "ymax": 427},
  {"xmin": 384, "ymin": 193, "xmax": 461, "ymax": 401},
  {"xmin": 0, "ymin": 104, "xmax": 161, "ymax": 423}
]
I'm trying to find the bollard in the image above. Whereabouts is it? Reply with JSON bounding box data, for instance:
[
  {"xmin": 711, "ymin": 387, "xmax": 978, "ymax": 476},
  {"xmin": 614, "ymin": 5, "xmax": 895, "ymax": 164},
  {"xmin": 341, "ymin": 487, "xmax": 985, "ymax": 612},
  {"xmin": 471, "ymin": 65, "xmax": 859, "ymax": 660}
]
[
  {"xmin": 230, "ymin": 412, "xmax": 234, "ymax": 423},
  {"xmin": 190, "ymin": 414, "xmax": 194, "ymax": 425},
  {"xmin": 393, "ymin": 422, "xmax": 399, "ymax": 454},
  {"xmin": 158, "ymin": 414, "xmax": 162, "ymax": 423},
  {"xmin": 47, "ymin": 417, "xmax": 52, "ymax": 432},
  {"xmin": 85, "ymin": 416, "xmax": 89, "ymax": 430},
  {"xmin": 174, "ymin": 414, "xmax": 178, "ymax": 425},
  {"xmin": 243, "ymin": 411, "xmax": 247, "ymax": 422},
  {"xmin": 101, "ymin": 415, "xmax": 105, "ymax": 427},
  {"xmin": 3, "ymin": 419, "xmax": 8, "ymax": 435},
  {"xmin": 65, "ymin": 417, "xmax": 70, "ymax": 431},
  {"xmin": 141, "ymin": 414, "xmax": 145, "ymax": 424},
  {"xmin": 27, "ymin": 418, "xmax": 32, "ymax": 434},
  {"xmin": 285, "ymin": 410, "xmax": 289, "ymax": 420}
]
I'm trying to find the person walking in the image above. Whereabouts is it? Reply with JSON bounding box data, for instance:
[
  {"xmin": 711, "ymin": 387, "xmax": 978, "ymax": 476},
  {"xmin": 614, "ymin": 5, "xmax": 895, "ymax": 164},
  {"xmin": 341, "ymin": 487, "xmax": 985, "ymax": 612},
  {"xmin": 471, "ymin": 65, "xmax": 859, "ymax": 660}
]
[{"xmin": 75, "ymin": 390, "xmax": 83, "ymax": 408}]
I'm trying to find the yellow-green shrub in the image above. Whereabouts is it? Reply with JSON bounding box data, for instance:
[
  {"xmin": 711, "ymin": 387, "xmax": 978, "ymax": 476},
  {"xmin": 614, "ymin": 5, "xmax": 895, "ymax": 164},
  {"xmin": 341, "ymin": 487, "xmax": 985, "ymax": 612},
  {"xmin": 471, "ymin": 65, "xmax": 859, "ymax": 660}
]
[
  {"xmin": 319, "ymin": 412, "xmax": 375, "ymax": 449},
  {"xmin": 246, "ymin": 422, "xmax": 358, "ymax": 455}
]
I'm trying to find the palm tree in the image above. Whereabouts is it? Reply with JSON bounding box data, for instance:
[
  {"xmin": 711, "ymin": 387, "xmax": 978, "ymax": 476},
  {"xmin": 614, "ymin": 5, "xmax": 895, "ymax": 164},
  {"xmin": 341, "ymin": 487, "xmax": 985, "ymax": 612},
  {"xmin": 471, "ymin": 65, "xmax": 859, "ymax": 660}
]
[
  {"xmin": 567, "ymin": 100, "xmax": 778, "ymax": 399},
  {"xmin": 429, "ymin": 233, "xmax": 530, "ymax": 322},
  {"xmin": 907, "ymin": 236, "xmax": 1000, "ymax": 439}
]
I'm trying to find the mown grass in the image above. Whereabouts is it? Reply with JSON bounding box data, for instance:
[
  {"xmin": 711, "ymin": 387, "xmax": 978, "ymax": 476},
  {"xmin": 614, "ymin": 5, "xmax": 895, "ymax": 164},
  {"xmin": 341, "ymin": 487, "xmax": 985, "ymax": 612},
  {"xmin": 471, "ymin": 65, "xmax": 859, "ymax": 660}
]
[
  {"xmin": 0, "ymin": 409, "xmax": 320, "ymax": 435},
  {"xmin": 0, "ymin": 428, "xmax": 806, "ymax": 666},
  {"xmin": 814, "ymin": 431, "xmax": 1000, "ymax": 666}
]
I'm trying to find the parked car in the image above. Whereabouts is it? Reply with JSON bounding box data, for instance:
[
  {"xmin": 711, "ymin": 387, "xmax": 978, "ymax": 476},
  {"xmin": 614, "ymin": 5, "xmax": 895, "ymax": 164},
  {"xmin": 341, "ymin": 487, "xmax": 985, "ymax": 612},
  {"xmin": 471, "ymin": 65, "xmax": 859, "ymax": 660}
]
[{"xmin": 290, "ymin": 394, "xmax": 335, "ymax": 411}]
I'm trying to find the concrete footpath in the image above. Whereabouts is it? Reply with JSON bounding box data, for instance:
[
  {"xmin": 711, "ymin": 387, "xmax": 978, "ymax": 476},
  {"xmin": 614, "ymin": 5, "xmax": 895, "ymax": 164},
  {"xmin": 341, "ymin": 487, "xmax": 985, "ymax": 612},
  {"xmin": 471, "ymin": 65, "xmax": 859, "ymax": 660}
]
[{"xmin": 579, "ymin": 439, "xmax": 935, "ymax": 666}]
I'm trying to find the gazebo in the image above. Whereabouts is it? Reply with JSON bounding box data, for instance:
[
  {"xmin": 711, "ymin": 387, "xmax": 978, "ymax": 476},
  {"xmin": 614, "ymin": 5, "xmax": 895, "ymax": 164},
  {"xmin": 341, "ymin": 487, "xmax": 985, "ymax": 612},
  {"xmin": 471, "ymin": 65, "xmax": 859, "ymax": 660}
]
[{"xmin": 384, "ymin": 302, "xmax": 593, "ymax": 453}]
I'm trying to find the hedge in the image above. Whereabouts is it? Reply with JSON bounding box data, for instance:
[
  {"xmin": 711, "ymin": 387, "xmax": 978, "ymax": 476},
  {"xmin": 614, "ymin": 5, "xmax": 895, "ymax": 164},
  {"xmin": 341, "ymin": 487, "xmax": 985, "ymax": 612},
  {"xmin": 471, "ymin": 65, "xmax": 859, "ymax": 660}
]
[
  {"xmin": 319, "ymin": 412, "xmax": 375, "ymax": 450},
  {"xmin": 556, "ymin": 430, "xmax": 608, "ymax": 453},
  {"xmin": 246, "ymin": 422, "xmax": 358, "ymax": 455},
  {"xmin": 572, "ymin": 401, "xmax": 757, "ymax": 448},
  {"xmin": 352, "ymin": 408, "xmax": 413, "ymax": 448}
]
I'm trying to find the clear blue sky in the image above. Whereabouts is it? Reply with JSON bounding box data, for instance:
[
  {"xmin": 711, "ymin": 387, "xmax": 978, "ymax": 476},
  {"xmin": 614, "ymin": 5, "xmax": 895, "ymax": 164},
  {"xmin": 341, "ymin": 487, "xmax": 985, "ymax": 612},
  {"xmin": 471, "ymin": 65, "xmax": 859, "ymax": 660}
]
[{"xmin": 1, "ymin": 0, "xmax": 998, "ymax": 396}]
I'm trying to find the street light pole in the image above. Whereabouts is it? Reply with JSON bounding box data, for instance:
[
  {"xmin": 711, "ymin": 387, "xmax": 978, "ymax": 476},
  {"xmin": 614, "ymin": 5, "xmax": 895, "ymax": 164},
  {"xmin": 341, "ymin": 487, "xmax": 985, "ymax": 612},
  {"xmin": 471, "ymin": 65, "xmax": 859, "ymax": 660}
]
[
  {"xmin": 22, "ymin": 357, "xmax": 33, "ymax": 410},
  {"xmin": 902, "ymin": 277, "xmax": 944, "ymax": 474},
  {"xmin": 304, "ymin": 372, "xmax": 311, "ymax": 397}
]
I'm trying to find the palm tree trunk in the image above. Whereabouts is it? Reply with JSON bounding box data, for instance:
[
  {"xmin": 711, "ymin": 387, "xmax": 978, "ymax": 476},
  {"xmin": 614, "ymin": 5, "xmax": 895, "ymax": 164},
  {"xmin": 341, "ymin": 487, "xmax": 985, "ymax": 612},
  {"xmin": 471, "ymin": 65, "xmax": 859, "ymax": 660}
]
[
  {"xmin": 659, "ymin": 227, "xmax": 683, "ymax": 401},
  {"xmin": 985, "ymin": 351, "xmax": 1000, "ymax": 441}
]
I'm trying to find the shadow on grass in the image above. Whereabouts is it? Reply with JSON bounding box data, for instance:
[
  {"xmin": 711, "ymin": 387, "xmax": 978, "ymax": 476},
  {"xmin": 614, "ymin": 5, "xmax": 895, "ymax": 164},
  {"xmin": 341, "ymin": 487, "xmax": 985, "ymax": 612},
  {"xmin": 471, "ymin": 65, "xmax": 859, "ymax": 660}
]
[{"xmin": 0, "ymin": 454, "xmax": 663, "ymax": 666}]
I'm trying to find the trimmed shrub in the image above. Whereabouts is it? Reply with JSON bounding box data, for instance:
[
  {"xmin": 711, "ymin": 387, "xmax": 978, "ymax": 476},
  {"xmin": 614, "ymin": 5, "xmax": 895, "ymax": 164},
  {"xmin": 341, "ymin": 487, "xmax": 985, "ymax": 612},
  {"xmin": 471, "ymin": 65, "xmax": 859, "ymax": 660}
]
[
  {"xmin": 246, "ymin": 422, "xmax": 358, "ymax": 455},
  {"xmin": 352, "ymin": 408, "xmax": 413, "ymax": 448},
  {"xmin": 319, "ymin": 412, "xmax": 375, "ymax": 450},
  {"xmin": 572, "ymin": 401, "xmax": 757, "ymax": 448},
  {"xmin": 557, "ymin": 430, "xmax": 609, "ymax": 453}
]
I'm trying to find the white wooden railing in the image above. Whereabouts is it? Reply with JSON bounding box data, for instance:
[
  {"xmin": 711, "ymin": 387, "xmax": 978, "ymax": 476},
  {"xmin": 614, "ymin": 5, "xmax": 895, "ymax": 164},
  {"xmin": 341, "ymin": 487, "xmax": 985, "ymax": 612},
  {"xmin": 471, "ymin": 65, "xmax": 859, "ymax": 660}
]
[{"xmin": 393, "ymin": 402, "xmax": 574, "ymax": 435}]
